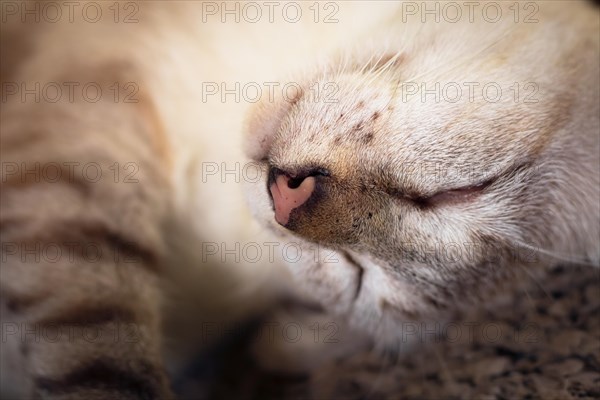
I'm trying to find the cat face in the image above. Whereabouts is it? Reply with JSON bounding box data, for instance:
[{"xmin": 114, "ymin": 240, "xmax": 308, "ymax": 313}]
[{"xmin": 242, "ymin": 9, "xmax": 598, "ymax": 344}]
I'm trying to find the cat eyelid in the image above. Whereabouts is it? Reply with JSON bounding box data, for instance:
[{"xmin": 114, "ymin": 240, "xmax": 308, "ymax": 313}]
[
  {"xmin": 392, "ymin": 160, "xmax": 532, "ymax": 208},
  {"xmin": 409, "ymin": 179, "xmax": 494, "ymax": 208}
]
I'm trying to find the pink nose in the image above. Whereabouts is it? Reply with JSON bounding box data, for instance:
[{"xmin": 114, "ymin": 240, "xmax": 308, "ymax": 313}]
[{"xmin": 270, "ymin": 175, "xmax": 316, "ymax": 226}]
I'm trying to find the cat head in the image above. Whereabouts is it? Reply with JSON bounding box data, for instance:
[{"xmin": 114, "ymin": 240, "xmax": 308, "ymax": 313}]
[{"xmin": 242, "ymin": 14, "xmax": 598, "ymax": 344}]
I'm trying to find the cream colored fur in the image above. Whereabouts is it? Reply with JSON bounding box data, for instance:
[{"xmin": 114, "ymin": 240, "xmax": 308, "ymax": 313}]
[{"xmin": 1, "ymin": 1, "xmax": 598, "ymax": 397}]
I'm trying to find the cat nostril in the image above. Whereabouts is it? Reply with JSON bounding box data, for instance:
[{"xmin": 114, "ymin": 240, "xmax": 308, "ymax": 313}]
[
  {"xmin": 268, "ymin": 167, "xmax": 330, "ymax": 190},
  {"xmin": 268, "ymin": 167, "xmax": 327, "ymax": 226},
  {"xmin": 287, "ymin": 176, "xmax": 305, "ymax": 189}
]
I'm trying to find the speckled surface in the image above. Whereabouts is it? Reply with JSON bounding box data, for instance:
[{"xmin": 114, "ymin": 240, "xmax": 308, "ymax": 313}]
[
  {"xmin": 177, "ymin": 265, "xmax": 599, "ymax": 399},
  {"xmin": 304, "ymin": 265, "xmax": 600, "ymax": 400}
]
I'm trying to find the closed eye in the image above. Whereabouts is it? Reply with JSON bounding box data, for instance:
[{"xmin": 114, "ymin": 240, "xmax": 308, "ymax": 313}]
[
  {"xmin": 391, "ymin": 161, "xmax": 531, "ymax": 208},
  {"xmin": 410, "ymin": 179, "xmax": 494, "ymax": 208},
  {"xmin": 386, "ymin": 178, "xmax": 493, "ymax": 208}
]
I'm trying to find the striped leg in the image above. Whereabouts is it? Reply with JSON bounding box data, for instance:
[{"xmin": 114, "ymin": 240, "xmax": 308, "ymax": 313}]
[{"xmin": 1, "ymin": 67, "xmax": 174, "ymax": 399}]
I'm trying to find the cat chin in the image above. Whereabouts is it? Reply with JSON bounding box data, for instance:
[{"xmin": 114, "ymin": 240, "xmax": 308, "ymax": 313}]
[
  {"xmin": 244, "ymin": 175, "xmax": 452, "ymax": 344},
  {"xmin": 269, "ymin": 245, "xmax": 436, "ymax": 342}
]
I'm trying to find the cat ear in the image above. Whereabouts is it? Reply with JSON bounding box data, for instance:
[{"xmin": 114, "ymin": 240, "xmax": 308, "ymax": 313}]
[{"xmin": 243, "ymin": 84, "xmax": 302, "ymax": 161}]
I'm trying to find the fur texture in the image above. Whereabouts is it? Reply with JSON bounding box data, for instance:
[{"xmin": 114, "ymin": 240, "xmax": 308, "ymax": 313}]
[
  {"xmin": 243, "ymin": 1, "xmax": 600, "ymax": 345},
  {"xmin": 1, "ymin": 1, "xmax": 598, "ymax": 398}
]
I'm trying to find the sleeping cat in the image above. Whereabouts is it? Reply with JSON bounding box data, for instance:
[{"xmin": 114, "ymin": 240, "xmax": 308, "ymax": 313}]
[
  {"xmin": 243, "ymin": 1, "xmax": 600, "ymax": 346},
  {"xmin": 1, "ymin": 1, "xmax": 598, "ymax": 399}
]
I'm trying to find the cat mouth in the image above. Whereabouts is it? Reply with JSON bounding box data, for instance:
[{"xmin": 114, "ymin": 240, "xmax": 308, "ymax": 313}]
[{"xmin": 340, "ymin": 251, "xmax": 365, "ymax": 301}]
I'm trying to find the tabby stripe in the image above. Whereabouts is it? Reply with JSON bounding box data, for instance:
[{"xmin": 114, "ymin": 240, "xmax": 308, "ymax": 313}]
[
  {"xmin": 2, "ymin": 289, "xmax": 49, "ymax": 313},
  {"xmin": 0, "ymin": 168, "xmax": 91, "ymax": 194},
  {"xmin": 35, "ymin": 304, "xmax": 139, "ymax": 327},
  {"xmin": 0, "ymin": 217, "xmax": 20, "ymax": 235},
  {"xmin": 63, "ymin": 224, "xmax": 160, "ymax": 273},
  {"xmin": 34, "ymin": 358, "xmax": 164, "ymax": 400},
  {"xmin": 3, "ymin": 224, "xmax": 161, "ymax": 274}
]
